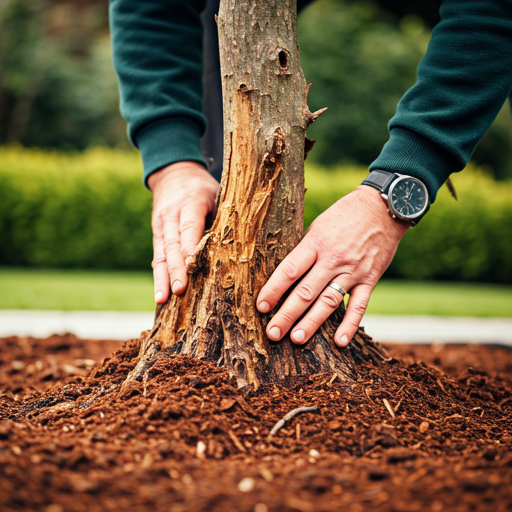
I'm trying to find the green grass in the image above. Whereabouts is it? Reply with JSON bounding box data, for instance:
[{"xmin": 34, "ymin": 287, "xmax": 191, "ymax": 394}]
[
  {"xmin": 1, "ymin": 267, "xmax": 512, "ymax": 317},
  {"xmin": 369, "ymin": 280, "xmax": 512, "ymax": 317},
  {"xmin": 0, "ymin": 268, "xmax": 154, "ymax": 311}
]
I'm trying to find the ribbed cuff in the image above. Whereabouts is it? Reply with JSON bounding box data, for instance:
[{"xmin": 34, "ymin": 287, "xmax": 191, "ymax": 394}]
[
  {"xmin": 370, "ymin": 127, "xmax": 459, "ymax": 202},
  {"xmin": 136, "ymin": 117, "xmax": 207, "ymax": 188}
]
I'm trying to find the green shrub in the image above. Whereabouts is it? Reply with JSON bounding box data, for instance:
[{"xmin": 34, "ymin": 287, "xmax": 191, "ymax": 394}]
[
  {"xmin": 0, "ymin": 146, "xmax": 152, "ymax": 269},
  {"xmin": 1, "ymin": 147, "xmax": 511, "ymax": 283}
]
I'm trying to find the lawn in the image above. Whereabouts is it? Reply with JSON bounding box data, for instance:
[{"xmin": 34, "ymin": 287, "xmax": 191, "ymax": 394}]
[
  {"xmin": 1, "ymin": 267, "xmax": 512, "ymax": 317},
  {"xmin": 0, "ymin": 268, "xmax": 154, "ymax": 312}
]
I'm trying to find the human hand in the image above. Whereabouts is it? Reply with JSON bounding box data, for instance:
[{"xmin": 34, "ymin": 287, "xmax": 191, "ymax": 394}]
[
  {"xmin": 256, "ymin": 185, "xmax": 409, "ymax": 347},
  {"xmin": 148, "ymin": 161, "xmax": 219, "ymax": 304}
]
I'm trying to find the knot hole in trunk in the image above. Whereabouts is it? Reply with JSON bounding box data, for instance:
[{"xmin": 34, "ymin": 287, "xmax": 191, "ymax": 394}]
[{"xmin": 275, "ymin": 47, "xmax": 290, "ymax": 74}]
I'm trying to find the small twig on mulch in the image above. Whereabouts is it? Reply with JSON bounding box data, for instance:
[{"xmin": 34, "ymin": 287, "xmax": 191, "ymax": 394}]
[
  {"xmin": 383, "ymin": 398, "xmax": 395, "ymax": 419},
  {"xmin": 228, "ymin": 430, "xmax": 246, "ymax": 452},
  {"xmin": 413, "ymin": 412, "xmax": 439, "ymax": 425},
  {"xmin": 436, "ymin": 378, "xmax": 447, "ymax": 394},
  {"xmin": 268, "ymin": 405, "xmax": 319, "ymax": 438},
  {"xmin": 327, "ymin": 373, "xmax": 338, "ymax": 386}
]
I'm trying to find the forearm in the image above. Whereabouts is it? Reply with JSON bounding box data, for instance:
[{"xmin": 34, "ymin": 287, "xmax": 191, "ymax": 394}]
[
  {"xmin": 109, "ymin": 0, "xmax": 207, "ymax": 185},
  {"xmin": 371, "ymin": 0, "xmax": 512, "ymax": 202}
]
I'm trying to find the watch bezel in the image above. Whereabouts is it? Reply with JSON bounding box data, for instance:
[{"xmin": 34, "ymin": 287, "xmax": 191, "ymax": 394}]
[{"xmin": 385, "ymin": 175, "xmax": 429, "ymax": 222}]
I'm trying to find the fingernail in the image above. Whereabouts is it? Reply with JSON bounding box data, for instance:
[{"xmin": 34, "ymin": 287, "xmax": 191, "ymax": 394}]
[
  {"xmin": 268, "ymin": 326, "xmax": 281, "ymax": 340},
  {"xmin": 292, "ymin": 329, "xmax": 306, "ymax": 343},
  {"xmin": 154, "ymin": 291, "xmax": 164, "ymax": 303},
  {"xmin": 258, "ymin": 301, "xmax": 271, "ymax": 313},
  {"xmin": 340, "ymin": 334, "xmax": 349, "ymax": 346},
  {"xmin": 171, "ymin": 280, "xmax": 183, "ymax": 294}
]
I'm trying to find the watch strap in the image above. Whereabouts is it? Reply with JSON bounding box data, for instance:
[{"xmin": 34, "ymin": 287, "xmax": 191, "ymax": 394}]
[{"xmin": 361, "ymin": 170, "xmax": 398, "ymax": 194}]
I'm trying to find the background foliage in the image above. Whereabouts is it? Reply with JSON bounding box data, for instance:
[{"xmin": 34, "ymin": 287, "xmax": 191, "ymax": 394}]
[
  {"xmin": 0, "ymin": 0, "xmax": 127, "ymax": 150},
  {"xmin": 1, "ymin": 0, "xmax": 511, "ymax": 282},
  {"xmin": 1, "ymin": 147, "xmax": 511, "ymax": 283},
  {"xmin": 0, "ymin": 147, "xmax": 152, "ymax": 269},
  {"xmin": 298, "ymin": 0, "xmax": 512, "ymax": 178},
  {"xmin": 1, "ymin": 0, "xmax": 511, "ymax": 177}
]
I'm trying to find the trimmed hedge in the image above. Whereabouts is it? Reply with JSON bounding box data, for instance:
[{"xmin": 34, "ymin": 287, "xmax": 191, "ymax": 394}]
[
  {"xmin": 0, "ymin": 147, "xmax": 152, "ymax": 269},
  {"xmin": 1, "ymin": 147, "xmax": 511, "ymax": 282}
]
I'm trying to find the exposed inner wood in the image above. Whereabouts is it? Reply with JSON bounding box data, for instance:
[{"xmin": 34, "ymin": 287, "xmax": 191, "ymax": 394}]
[{"xmin": 126, "ymin": 0, "xmax": 390, "ymax": 390}]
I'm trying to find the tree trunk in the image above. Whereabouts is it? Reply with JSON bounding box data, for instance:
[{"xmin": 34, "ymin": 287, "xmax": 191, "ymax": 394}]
[{"xmin": 127, "ymin": 0, "xmax": 390, "ymax": 390}]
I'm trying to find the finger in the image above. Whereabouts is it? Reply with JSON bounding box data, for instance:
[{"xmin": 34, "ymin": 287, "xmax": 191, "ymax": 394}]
[
  {"xmin": 152, "ymin": 241, "xmax": 170, "ymax": 304},
  {"xmin": 290, "ymin": 278, "xmax": 348, "ymax": 345},
  {"xmin": 163, "ymin": 215, "xmax": 188, "ymax": 295},
  {"xmin": 152, "ymin": 216, "xmax": 170, "ymax": 303},
  {"xmin": 257, "ymin": 241, "xmax": 318, "ymax": 314},
  {"xmin": 265, "ymin": 267, "xmax": 334, "ymax": 341},
  {"xmin": 179, "ymin": 202, "xmax": 209, "ymax": 266},
  {"xmin": 334, "ymin": 283, "xmax": 373, "ymax": 347}
]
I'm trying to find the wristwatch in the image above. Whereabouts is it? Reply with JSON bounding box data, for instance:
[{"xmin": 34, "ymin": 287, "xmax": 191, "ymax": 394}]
[{"xmin": 361, "ymin": 170, "xmax": 430, "ymax": 227}]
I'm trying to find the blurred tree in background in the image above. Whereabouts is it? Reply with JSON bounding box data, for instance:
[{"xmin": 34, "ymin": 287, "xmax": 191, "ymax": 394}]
[
  {"xmin": 299, "ymin": 0, "xmax": 429, "ymax": 167},
  {"xmin": 0, "ymin": 0, "xmax": 128, "ymax": 150},
  {"xmin": 0, "ymin": 0, "xmax": 510, "ymax": 175},
  {"xmin": 299, "ymin": 0, "xmax": 512, "ymax": 179}
]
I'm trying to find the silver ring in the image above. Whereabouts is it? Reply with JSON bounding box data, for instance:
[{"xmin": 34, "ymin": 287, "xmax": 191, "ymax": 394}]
[{"xmin": 329, "ymin": 282, "xmax": 347, "ymax": 296}]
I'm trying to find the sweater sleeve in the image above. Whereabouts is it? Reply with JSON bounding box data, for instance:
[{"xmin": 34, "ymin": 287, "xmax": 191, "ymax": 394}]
[
  {"xmin": 370, "ymin": 0, "xmax": 512, "ymax": 202},
  {"xmin": 109, "ymin": 0, "xmax": 207, "ymax": 187}
]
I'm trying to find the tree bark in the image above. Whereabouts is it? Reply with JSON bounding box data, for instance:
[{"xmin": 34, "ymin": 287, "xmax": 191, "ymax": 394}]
[{"xmin": 127, "ymin": 0, "xmax": 390, "ymax": 390}]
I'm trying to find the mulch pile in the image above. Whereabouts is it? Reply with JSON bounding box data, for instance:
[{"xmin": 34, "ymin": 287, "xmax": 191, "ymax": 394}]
[{"xmin": 1, "ymin": 332, "xmax": 511, "ymax": 512}]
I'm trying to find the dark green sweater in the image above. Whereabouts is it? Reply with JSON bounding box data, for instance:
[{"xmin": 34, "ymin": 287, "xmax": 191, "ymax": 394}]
[{"xmin": 110, "ymin": 0, "xmax": 512, "ymax": 201}]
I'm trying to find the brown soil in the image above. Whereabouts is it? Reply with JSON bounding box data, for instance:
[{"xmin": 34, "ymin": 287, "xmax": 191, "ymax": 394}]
[{"xmin": 1, "ymin": 333, "xmax": 511, "ymax": 512}]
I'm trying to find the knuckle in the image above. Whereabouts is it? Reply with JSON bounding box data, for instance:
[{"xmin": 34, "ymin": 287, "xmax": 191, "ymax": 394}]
[
  {"xmin": 320, "ymin": 291, "xmax": 340, "ymax": 309},
  {"xmin": 323, "ymin": 248, "xmax": 346, "ymax": 271},
  {"xmin": 151, "ymin": 258, "xmax": 166, "ymax": 268},
  {"xmin": 163, "ymin": 239, "xmax": 180, "ymax": 254},
  {"xmin": 281, "ymin": 260, "xmax": 299, "ymax": 280},
  {"xmin": 347, "ymin": 319, "xmax": 360, "ymax": 332},
  {"xmin": 295, "ymin": 283, "xmax": 315, "ymax": 303},
  {"xmin": 151, "ymin": 219, "xmax": 163, "ymax": 234},
  {"xmin": 351, "ymin": 301, "xmax": 368, "ymax": 317},
  {"xmin": 181, "ymin": 246, "xmax": 195, "ymax": 259},
  {"xmin": 306, "ymin": 222, "xmax": 323, "ymax": 240},
  {"xmin": 196, "ymin": 196, "xmax": 213, "ymax": 212},
  {"xmin": 166, "ymin": 264, "xmax": 181, "ymax": 276},
  {"xmin": 278, "ymin": 310, "xmax": 296, "ymax": 325},
  {"xmin": 305, "ymin": 316, "xmax": 322, "ymax": 331},
  {"xmin": 259, "ymin": 284, "xmax": 277, "ymax": 300},
  {"xmin": 159, "ymin": 206, "xmax": 177, "ymax": 219},
  {"xmin": 265, "ymin": 289, "xmax": 281, "ymax": 304},
  {"xmin": 180, "ymin": 219, "xmax": 197, "ymax": 233}
]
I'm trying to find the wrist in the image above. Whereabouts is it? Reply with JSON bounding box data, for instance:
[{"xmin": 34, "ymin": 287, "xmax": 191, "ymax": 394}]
[
  {"xmin": 354, "ymin": 185, "xmax": 409, "ymax": 238},
  {"xmin": 361, "ymin": 170, "xmax": 430, "ymax": 227},
  {"xmin": 147, "ymin": 161, "xmax": 208, "ymax": 192}
]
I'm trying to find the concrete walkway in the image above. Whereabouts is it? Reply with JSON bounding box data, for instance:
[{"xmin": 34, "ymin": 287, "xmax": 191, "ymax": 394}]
[
  {"xmin": 361, "ymin": 315, "xmax": 512, "ymax": 345},
  {"xmin": 0, "ymin": 310, "xmax": 154, "ymax": 341},
  {"xmin": 1, "ymin": 310, "xmax": 511, "ymax": 345}
]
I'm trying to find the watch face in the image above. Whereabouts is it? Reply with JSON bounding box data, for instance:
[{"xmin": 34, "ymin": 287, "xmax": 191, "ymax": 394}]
[{"xmin": 388, "ymin": 177, "xmax": 428, "ymax": 219}]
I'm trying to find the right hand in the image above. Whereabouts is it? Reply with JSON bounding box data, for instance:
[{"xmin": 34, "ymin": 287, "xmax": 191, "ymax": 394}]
[{"xmin": 148, "ymin": 161, "xmax": 219, "ymax": 304}]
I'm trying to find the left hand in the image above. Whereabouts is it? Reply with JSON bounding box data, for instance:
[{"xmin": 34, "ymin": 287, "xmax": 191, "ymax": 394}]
[{"xmin": 256, "ymin": 185, "xmax": 409, "ymax": 347}]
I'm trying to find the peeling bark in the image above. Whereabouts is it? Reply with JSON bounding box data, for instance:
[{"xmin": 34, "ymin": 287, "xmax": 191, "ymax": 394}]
[{"xmin": 126, "ymin": 0, "xmax": 390, "ymax": 390}]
